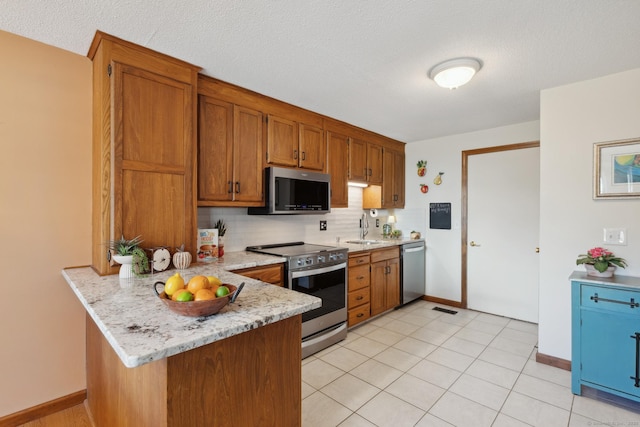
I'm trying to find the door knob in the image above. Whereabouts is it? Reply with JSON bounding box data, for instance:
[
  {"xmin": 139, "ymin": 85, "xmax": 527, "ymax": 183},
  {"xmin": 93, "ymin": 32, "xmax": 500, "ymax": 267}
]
[
  {"xmin": 535, "ymin": 247, "xmax": 540, "ymax": 253},
  {"xmin": 470, "ymin": 241, "xmax": 481, "ymax": 247}
]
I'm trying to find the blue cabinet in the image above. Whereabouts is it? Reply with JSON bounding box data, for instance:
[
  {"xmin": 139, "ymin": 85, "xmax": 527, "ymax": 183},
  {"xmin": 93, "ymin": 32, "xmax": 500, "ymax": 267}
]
[{"xmin": 571, "ymin": 272, "xmax": 640, "ymax": 402}]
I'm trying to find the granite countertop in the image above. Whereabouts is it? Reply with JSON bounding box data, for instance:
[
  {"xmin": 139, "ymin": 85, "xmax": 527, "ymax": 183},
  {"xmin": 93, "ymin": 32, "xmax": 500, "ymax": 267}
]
[
  {"xmin": 336, "ymin": 237, "xmax": 426, "ymax": 253},
  {"xmin": 62, "ymin": 252, "xmax": 320, "ymax": 368}
]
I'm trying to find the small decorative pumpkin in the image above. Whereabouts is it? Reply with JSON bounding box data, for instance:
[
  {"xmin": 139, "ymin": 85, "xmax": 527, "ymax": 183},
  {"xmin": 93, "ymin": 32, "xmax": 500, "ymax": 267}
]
[{"xmin": 172, "ymin": 245, "xmax": 192, "ymax": 270}]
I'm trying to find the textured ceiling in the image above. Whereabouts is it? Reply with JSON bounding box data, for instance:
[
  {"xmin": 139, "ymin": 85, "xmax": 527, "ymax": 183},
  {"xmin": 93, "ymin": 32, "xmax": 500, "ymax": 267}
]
[{"xmin": 2, "ymin": 0, "xmax": 640, "ymax": 143}]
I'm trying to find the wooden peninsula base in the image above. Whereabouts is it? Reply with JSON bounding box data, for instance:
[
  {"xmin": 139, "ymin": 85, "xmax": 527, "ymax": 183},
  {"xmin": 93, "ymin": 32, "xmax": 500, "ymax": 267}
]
[{"xmin": 86, "ymin": 314, "xmax": 302, "ymax": 426}]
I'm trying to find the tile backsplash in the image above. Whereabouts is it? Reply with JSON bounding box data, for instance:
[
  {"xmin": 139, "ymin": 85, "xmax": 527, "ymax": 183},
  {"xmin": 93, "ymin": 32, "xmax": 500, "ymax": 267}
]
[{"xmin": 198, "ymin": 187, "xmax": 427, "ymax": 252}]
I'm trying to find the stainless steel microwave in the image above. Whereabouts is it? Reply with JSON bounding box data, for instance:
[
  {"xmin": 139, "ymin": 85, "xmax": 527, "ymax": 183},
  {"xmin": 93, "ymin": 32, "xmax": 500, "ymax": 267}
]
[{"xmin": 248, "ymin": 167, "xmax": 331, "ymax": 215}]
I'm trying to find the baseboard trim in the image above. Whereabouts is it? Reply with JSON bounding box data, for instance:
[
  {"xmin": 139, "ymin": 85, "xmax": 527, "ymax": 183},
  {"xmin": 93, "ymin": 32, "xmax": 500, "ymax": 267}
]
[
  {"xmin": 0, "ymin": 389, "xmax": 87, "ymax": 426},
  {"xmin": 536, "ymin": 352, "xmax": 571, "ymax": 371},
  {"xmin": 423, "ymin": 295, "xmax": 463, "ymax": 308}
]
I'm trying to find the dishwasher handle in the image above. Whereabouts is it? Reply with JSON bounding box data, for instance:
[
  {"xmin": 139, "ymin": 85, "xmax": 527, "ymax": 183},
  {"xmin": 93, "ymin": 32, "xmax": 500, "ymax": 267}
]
[{"xmin": 404, "ymin": 246, "xmax": 425, "ymax": 254}]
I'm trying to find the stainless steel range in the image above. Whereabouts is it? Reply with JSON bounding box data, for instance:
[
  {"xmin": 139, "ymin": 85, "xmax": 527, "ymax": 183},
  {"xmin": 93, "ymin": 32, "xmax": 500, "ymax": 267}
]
[{"xmin": 246, "ymin": 242, "xmax": 348, "ymax": 358}]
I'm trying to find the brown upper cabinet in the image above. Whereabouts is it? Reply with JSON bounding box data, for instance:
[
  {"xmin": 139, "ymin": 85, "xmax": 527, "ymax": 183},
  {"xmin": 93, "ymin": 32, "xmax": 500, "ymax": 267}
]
[
  {"xmin": 198, "ymin": 94, "xmax": 264, "ymax": 206},
  {"xmin": 266, "ymin": 115, "xmax": 326, "ymax": 171},
  {"xmin": 349, "ymin": 139, "xmax": 383, "ymax": 185},
  {"xmin": 326, "ymin": 130, "xmax": 350, "ymax": 208},
  {"xmin": 88, "ymin": 31, "xmax": 200, "ymax": 275},
  {"xmin": 382, "ymin": 148, "xmax": 405, "ymax": 208}
]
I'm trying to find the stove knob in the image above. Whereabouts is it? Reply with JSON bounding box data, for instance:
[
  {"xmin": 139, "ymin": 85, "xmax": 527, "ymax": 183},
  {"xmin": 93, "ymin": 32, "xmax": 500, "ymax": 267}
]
[
  {"xmin": 297, "ymin": 258, "xmax": 304, "ymax": 266},
  {"xmin": 318, "ymin": 255, "xmax": 326, "ymax": 263},
  {"xmin": 337, "ymin": 253, "xmax": 345, "ymax": 259},
  {"xmin": 305, "ymin": 257, "xmax": 313, "ymax": 265},
  {"xmin": 329, "ymin": 254, "xmax": 336, "ymax": 261}
]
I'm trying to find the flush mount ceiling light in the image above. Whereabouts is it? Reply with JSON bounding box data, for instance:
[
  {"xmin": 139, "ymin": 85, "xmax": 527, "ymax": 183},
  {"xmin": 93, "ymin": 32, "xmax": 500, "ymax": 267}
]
[{"xmin": 428, "ymin": 58, "xmax": 482, "ymax": 89}]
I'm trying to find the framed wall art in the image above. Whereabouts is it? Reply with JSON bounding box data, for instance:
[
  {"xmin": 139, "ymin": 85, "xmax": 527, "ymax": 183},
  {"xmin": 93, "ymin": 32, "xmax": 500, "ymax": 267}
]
[{"xmin": 594, "ymin": 137, "xmax": 640, "ymax": 199}]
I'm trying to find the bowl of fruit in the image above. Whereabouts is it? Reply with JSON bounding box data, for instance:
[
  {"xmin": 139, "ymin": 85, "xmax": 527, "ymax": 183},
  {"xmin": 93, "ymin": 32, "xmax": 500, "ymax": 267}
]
[{"xmin": 153, "ymin": 273, "xmax": 240, "ymax": 317}]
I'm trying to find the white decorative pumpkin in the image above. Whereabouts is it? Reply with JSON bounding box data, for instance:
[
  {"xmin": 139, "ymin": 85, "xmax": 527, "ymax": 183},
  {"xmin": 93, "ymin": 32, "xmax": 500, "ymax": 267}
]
[{"xmin": 172, "ymin": 250, "xmax": 192, "ymax": 270}]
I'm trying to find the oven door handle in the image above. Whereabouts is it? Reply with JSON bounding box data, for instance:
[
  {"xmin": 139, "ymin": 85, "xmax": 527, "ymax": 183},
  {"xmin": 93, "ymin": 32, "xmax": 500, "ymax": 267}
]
[{"xmin": 291, "ymin": 262, "xmax": 347, "ymax": 279}]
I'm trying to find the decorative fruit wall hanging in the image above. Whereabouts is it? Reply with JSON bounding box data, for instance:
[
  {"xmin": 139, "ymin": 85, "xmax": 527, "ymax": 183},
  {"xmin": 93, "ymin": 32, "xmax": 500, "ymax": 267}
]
[
  {"xmin": 434, "ymin": 172, "xmax": 444, "ymax": 185},
  {"xmin": 420, "ymin": 184, "xmax": 429, "ymax": 193},
  {"xmin": 417, "ymin": 160, "xmax": 427, "ymax": 176}
]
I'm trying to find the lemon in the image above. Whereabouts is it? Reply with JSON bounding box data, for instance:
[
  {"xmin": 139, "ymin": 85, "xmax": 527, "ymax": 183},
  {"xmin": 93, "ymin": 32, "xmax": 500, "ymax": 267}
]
[
  {"xmin": 164, "ymin": 273, "xmax": 185, "ymax": 296},
  {"xmin": 215, "ymin": 285, "xmax": 230, "ymax": 298},
  {"xmin": 207, "ymin": 276, "xmax": 222, "ymax": 287}
]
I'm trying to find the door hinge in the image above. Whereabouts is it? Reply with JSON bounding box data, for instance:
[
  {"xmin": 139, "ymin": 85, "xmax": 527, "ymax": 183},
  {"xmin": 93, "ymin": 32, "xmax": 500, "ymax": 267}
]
[{"xmin": 107, "ymin": 64, "xmax": 112, "ymax": 76}]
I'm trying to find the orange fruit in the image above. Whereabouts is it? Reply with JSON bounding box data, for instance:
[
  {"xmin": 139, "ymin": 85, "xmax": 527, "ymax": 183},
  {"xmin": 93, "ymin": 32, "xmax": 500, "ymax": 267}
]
[
  {"xmin": 164, "ymin": 273, "xmax": 185, "ymax": 296},
  {"xmin": 187, "ymin": 275, "xmax": 210, "ymax": 294},
  {"xmin": 194, "ymin": 288, "xmax": 216, "ymax": 301},
  {"xmin": 215, "ymin": 285, "xmax": 230, "ymax": 298}
]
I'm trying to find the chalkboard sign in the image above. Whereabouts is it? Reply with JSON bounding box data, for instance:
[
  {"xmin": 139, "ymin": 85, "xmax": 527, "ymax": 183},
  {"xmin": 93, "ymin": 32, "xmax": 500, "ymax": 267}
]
[{"xmin": 430, "ymin": 202, "xmax": 451, "ymax": 230}]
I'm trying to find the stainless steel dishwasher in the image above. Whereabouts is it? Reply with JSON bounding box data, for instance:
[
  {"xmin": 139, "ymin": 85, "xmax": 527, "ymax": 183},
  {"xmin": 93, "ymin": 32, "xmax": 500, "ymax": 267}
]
[{"xmin": 400, "ymin": 241, "xmax": 425, "ymax": 305}]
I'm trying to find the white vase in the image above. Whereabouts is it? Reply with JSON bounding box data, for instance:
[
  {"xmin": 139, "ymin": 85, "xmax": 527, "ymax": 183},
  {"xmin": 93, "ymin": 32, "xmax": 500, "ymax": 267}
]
[
  {"xmin": 112, "ymin": 255, "xmax": 135, "ymax": 279},
  {"xmin": 584, "ymin": 264, "xmax": 616, "ymax": 278}
]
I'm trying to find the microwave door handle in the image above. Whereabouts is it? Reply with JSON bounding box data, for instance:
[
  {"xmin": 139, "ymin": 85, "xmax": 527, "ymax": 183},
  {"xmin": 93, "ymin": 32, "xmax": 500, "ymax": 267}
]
[{"xmin": 290, "ymin": 261, "xmax": 347, "ymax": 279}]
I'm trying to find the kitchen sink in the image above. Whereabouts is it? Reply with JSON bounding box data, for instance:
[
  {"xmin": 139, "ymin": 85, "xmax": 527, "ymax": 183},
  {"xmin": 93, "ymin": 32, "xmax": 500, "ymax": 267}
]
[{"xmin": 345, "ymin": 239, "xmax": 383, "ymax": 244}]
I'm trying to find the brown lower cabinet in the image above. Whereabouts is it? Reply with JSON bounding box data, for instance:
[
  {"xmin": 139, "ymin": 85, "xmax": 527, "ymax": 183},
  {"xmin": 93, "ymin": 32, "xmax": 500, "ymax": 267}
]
[
  {"xmin": 347, "ymin": 253, "xmax": 371, "ymax": 327},
  {"xmin": 370, "ymin": 247, "xmax": 400, "ymax": 317},
  {"xmin": 86, "ymin": 314, "xmax": 301, "ymax": 426},
  {"xmin": 231, "ymin": 263, "xmax": 284, "ymax": 286}
]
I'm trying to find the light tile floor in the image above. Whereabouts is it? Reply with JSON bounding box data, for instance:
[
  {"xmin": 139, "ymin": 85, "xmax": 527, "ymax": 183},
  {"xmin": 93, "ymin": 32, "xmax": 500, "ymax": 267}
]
[{"xmin": 301, "ymin": 300, "xmax": 640, "ymax": 427}]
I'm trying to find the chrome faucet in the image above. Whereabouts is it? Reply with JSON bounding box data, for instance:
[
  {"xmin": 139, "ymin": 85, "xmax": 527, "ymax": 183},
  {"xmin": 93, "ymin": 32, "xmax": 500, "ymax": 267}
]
[{"xmin": 360, "ymin": 213, "xmax": 369, "ymax": 239}]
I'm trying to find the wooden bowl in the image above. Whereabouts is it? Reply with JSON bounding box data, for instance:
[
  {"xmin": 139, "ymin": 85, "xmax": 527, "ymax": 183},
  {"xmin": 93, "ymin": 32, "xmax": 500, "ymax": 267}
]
[{"xmin": 154, "ymin": 282, "xmax": 237, "ymax": 317}]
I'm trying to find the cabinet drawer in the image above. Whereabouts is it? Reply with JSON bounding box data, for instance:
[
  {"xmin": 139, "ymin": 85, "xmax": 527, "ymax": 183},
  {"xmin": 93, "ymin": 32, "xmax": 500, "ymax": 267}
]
[
  {"xmin": 348, "ymin": 304, "xmax": 370, "ymax": 327},
  {"xmin": 370, "ymin": 247, "xmax": 399, "ymax": 263},
  {"xmin": 232, "ymin": 264, "xmax": 284, "ymax": 286},
  {"xmin": 349, "ymin": 254, "xmax": 370, "ymax": 267},
  {"xmin": 581, "ymin": 284, "xmax": 640, "ymax": 315},
  {"xmin": 348, "ymin": 264, "xmax": 370, "ymax": 291},
  {"xmin": 348, "ymin": 287, "xmax": 370, "ymax": 309}
]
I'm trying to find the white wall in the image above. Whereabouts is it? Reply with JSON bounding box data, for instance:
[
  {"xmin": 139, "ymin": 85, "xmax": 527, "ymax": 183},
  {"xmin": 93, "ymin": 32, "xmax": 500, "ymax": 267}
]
[
  {"xmin": 539, "ymin": 68, "xmax": 640, "ymax": 360},
  {"xmin": 402, "ymin": 122, "xmax": 540, "ymax": 302}
]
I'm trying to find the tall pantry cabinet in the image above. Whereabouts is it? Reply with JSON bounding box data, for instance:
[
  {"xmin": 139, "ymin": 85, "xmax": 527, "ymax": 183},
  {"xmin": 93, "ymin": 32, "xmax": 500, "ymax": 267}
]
[{"xmin": 89, "ymin": 32, "xmax": 200, "ymax": 275}]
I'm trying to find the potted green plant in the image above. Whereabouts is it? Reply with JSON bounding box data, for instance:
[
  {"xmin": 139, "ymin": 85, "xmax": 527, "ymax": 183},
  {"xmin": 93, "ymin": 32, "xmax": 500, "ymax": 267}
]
[
  {"xmin": 108, "ymin": 235, "xmax": 148, "ymax": 278},
  {"xmin": 214, "ymin": 219, "xmax": 227, "ymax": 257},
  {"xmin": 576, "ymin": 246, "xmax": 627, "ymax": 277}
]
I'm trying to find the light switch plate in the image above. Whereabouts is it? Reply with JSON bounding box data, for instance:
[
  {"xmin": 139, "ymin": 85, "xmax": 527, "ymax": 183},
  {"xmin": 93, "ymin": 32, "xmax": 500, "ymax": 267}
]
[{"xmin": 603, "ymin": 228, "xmax": 627, "ymax": 245}]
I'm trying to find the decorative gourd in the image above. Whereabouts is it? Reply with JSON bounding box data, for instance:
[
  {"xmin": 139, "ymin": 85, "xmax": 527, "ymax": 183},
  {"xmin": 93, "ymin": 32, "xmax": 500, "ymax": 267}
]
[{"xmin": 173, "ymin": 245, "xmax": 192, "ymax": 270}]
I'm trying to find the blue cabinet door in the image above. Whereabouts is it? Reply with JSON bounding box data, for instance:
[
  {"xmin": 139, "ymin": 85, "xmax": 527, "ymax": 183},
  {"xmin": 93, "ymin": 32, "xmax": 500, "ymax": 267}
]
[{"xmin": 581, "ymin": 308, "xmax": 640, "ymax": 398}]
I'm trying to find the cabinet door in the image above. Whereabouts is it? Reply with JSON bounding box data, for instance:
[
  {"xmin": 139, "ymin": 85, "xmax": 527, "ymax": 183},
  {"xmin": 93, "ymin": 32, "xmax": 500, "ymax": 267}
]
[
  {"xmin": 327, "ymin": 131, "xmax": 349, "ymax": 207},
  {"xmin": 198, "ymin": 96, "xmax": 233, "ymax": 202},
  {"xmin": 266, "ymin": 114, "xmax": 297, "ymax": 167},
  {"xmin": 581, "ymin": 309, "xmax": 640, "ymax": 398},
  {"xmin": 381, "ymin": 148, "xmax": 394, "ymax": 208},
  {"xmin": 393, "ymin": 150, "xmax": 405, "ymax": 207},
  {"xmin": 233, "ymin": 106, "xmax": 264, "ymax": 203},
  {"xmin": 370, "ymin": 260, "xmax": 387, "ymax": 316},
  {"xmin": 349, "ymin": 138, "xmax": 368, "ymax": 182},
  {"xmin": 299, "ymin": 123, "xmax": 325, "ymax": 171},
  {"xmin": 367, "ymin": 143, "xmax": 384, "ymax": 185},
  {"xmin": 113, "ymin": 62, "xmax": 195, "ymax": 256},
  {"xmin": 385, "ymin": 257, "xmax": 400, "ymax": 310}
]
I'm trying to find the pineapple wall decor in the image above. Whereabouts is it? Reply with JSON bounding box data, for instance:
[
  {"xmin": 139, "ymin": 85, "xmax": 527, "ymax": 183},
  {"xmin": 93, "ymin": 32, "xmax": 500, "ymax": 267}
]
[{"xmin": 417, "ymin": 160, "xmax": 427, "ymax": 176}]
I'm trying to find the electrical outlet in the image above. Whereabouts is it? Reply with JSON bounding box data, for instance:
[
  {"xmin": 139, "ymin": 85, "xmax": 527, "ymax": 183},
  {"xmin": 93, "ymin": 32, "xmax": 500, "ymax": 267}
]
[
  {"xmin": 604, "ymin": 228, "xmax": 627, "ymax": 245},
  {"xmin": 320, "ymin": 220, "xmax": 327, "ymax": 231},
  {"xmin": 376, "ymin": 219, "xmax": 380, "ymax": 227}
]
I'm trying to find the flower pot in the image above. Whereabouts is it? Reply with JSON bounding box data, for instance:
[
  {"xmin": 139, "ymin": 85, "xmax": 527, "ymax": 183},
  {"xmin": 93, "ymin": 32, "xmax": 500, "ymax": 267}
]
[
  {"xmin": 584, "ymin": 264, "xmax": 616, "ymax": 278},
  {"xmin": 112, "ymin": 255, "xmax": 135, "ymax": 279}
]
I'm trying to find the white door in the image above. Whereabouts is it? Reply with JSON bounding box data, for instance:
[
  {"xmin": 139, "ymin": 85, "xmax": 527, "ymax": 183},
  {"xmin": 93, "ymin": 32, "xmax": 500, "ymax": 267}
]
[{"xmin": 466, "ymin": 146, "xmax": 540, "ymax": 323}]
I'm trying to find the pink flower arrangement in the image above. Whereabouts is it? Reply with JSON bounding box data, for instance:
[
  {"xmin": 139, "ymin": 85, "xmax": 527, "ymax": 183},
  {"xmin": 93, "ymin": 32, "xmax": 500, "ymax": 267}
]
[{"xmin": 576, "ymin": 246, "xmax": 628, "ymax": 273}]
